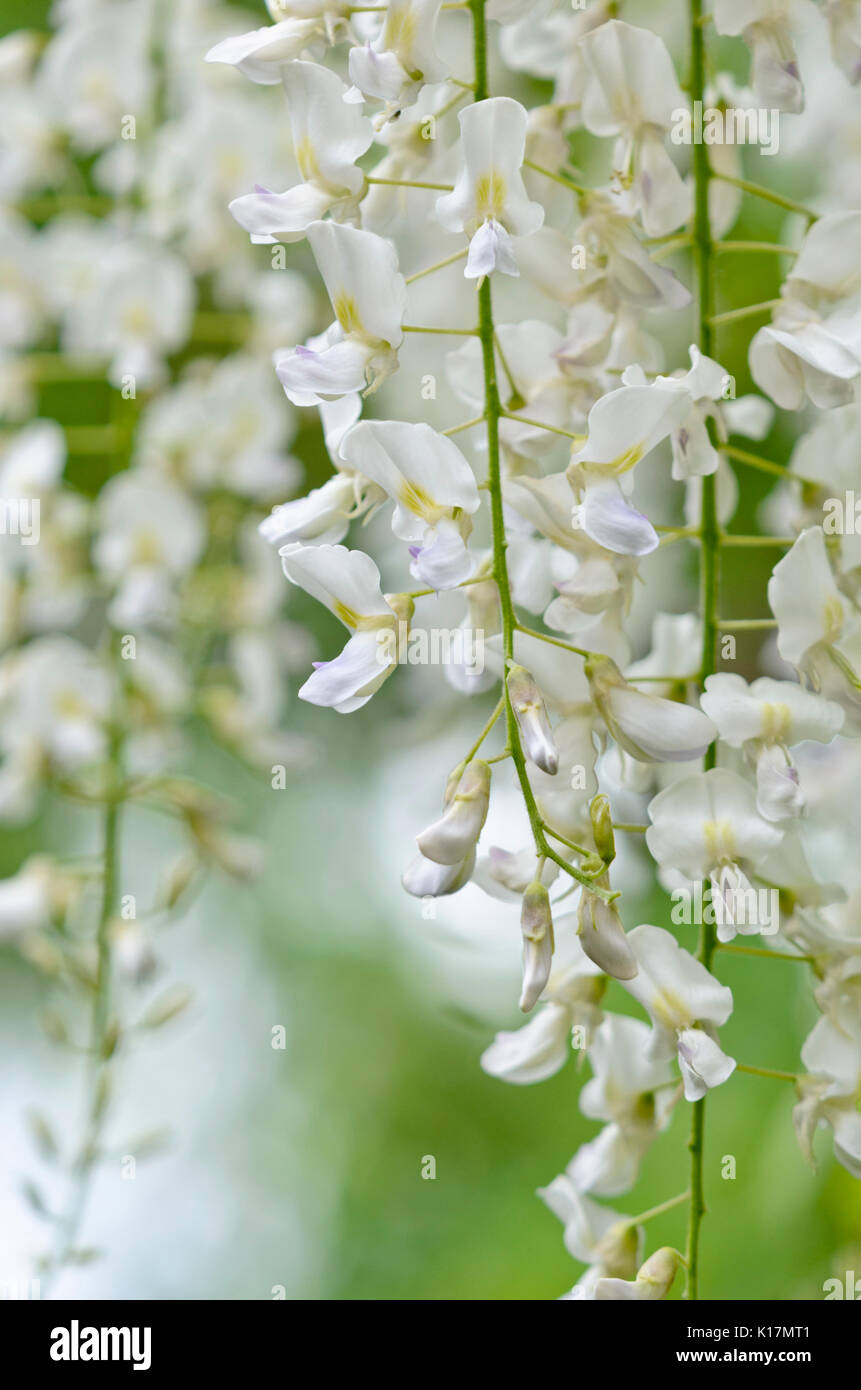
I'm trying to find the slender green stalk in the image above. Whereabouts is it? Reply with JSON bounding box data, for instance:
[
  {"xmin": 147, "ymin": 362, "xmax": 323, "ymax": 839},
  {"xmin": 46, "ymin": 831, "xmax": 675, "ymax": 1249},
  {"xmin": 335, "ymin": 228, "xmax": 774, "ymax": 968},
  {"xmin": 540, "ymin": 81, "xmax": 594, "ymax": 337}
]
[
  {"xmin": 719, "ymin": 944, "xmax": 815, "ymax": 964},
  {"xmin": 712, "ymin": 171, "xmax": 818, "ymax": 222},
  {"xmin": 468, "ymin": 0, "xmax": 609, "ymax": 901},
  {"xmin": 716, "ymin": 241, "xmax": 798, "ymax": 256},
  {"xmin": 405, "ymin": 248, "xmax": 469, "ymax": 283},
  {"xmin": 632, "ymin": 1190, "xmax": 691, "ymax": 1225},
  {"xmin": 735, "ymin": 1064, "xmax": 798, "ymax": 1083},
  {"xmin": 721, "ymin": 442, "xmax": 822, "ymax": 490},
  {"xmin": 709, "ymin": 299, "xmax": 782, "ymax": 327},
  {"xmin": 44, "ymin": 718, "xmax": 124, "ymax": 1294},
  {"xmin": 686, "ymin": 0, "xmax": 720, "ymax": 1303}
]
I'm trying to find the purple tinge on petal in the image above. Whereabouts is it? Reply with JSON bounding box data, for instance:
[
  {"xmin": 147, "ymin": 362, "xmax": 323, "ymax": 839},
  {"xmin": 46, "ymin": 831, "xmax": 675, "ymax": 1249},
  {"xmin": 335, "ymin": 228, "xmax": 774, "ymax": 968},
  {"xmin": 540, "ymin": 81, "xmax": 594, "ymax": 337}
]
[
  {"xmin": 311, "ymin": 660, "xmax": 329, "ymax": 670},
  {"xmin": 254, "ymin": 184, "xmax": 274, "ymax": 195},
  {"xmin": 295, "ymin": 345, "xmax": 316, "ymax": 358},
  {"xmin": 784, "ymin": 62, "xmax": 800, "ymax": 79},
  {"xmin": 408, "ymin": 545, "xmax": 422, "ymax": 558}
]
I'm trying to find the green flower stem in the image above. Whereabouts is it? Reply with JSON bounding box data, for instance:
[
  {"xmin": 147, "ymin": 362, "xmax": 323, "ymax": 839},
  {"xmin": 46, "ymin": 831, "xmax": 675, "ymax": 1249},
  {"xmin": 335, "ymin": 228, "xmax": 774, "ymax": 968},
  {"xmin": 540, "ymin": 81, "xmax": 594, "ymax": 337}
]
[
  {"xmin": 500, "ymin": 411, "xmax": 586, "ymax": 441},
  {"xmin": 366, "ymin": 176, "xmax": 455, "ymax": 191},
  {"xmin": 735, "ymin": 1063, "xmax": 799, "ymax": 1083},
  {"xmin": 721, "ymin": 442, "xmax": 822, "ymax": 490},
  {"xmin": 709, "ymin": 299, "xmax": 783, "ymax": 327},
  {"xmin": 402, "ymin": 324, "xmax": 479, "ymax": 335},
  {"xmin": 632, "ymin": 1190, "xmax": 691, "ymax": 1225},
  {"xmin": 686, "ymin": 0, "xmax": 720, "ymax": 1303},
  {"xmin": 716, "ymin": 618, "xmax": 777, "ymax": 631},
  {"xmin": 716, "ymin": 241, "xmax": 798, "ymax": 256},
  {"xmin": 405, "ymin": 248, "xmax": 469, "ymax": 283},
  {"xmin": 469, "ymin": 0, "xmax": 612, "ymax": 902},
  {"xmin": 719, "ymin": 944, "xmax": 815, "ymax": 965},
  {"xmin": 45, "ymin": 717, "xmax": 124, "ymax": 1293},
  {"xmin": 712, "ymin": 172, "xmax": 818, "ymax": 222}
]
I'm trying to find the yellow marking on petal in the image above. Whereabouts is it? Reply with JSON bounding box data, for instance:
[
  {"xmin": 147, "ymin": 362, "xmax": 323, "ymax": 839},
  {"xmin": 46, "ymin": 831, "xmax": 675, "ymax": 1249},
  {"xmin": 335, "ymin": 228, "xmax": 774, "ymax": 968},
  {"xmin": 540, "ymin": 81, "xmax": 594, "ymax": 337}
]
[
  {"xmin": 133, "ymin": 529, "xmax": 162, "ymax": 565},
  {"xmin": 332, "ymin": 599, "xmax": 360, "ymax": 629},
  {"xmin": 823, "ymin": 594, "xmax": 844, "ymax": 644},
  {"xmin": 397, "ymin": 477, "xmax": 439, "ymax": 521},
  {"xmin": 384, "ymin": 5, "xmax": 417, "ymax": 57},
  {"xmin": 475, "ymin": 171, "xmax": 507, "ymax": 220},
  {"xmin": 333, "ymin": 292, "xmax": 363, "ymax": 335},
  {"xmin": 295, "ymin": 136, "xmax": 321, "ymax": 183},
  {"xmin": 760, "ymin": 701, "xmax": 792, "ymax": 743},
  {"xmin": 703, "ymin": 818, "xmax": 736, "ymax": 864},
  {"xmin": 55, "ymin": 690, "xmax": 87, "ymax": 720},
  {"xmin": 652, "ymin": 989, "xmax": 688, "ymax": 1031}
]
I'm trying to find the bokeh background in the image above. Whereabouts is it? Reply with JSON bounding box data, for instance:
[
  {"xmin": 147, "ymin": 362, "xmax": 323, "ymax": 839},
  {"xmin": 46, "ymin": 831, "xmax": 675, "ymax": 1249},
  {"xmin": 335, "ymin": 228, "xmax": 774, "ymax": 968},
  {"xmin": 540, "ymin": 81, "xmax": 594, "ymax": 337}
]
[{"xmin": 1, "ymin": 0, "xmax": 859, "ymax": 1300}]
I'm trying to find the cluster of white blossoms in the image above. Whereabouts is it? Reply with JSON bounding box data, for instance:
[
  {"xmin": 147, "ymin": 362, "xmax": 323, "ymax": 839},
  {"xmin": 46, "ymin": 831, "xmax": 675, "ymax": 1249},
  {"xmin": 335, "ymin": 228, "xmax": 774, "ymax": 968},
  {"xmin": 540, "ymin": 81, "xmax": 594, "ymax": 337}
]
[
  {"xmin": 1, "ymin": 0, "xmax": 319, "ymax": 1288},
  {"xmin": 217, "ymin": 0, "xmax": 861, "ymax": 1300}
]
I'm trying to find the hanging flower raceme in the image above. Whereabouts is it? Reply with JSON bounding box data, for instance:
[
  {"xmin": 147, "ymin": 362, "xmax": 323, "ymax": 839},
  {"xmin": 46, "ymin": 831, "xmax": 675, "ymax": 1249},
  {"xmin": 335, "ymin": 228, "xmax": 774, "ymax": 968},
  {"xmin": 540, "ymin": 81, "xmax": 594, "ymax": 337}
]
[
  {"xmin": 620, "ymin": 925, "xmax": 736, "ymax": 1102},
  {"xmin": 274, "ymin": 221, "xmax": 407, "ymax": 404},
  {"xmin": 338, "ymin": 420, "xmax": 481, "ymax": 589},
  {"xmin": 646, "ymin": 769, "xmax": 785, "ymax": 942},
  {"xmin": 279, "ymin": 542, "xmax": 413, "ymax": 711},
  {"xmin": 577, "ymin": 19, "xmax": 691, "ymax": 237},
  {"xmin": 229, "ymin": 61, "xmax": 373, "ymax": 241},
  {"xmin": 435, "ymin": 96, "xmax": 545, "ymax": 278}
]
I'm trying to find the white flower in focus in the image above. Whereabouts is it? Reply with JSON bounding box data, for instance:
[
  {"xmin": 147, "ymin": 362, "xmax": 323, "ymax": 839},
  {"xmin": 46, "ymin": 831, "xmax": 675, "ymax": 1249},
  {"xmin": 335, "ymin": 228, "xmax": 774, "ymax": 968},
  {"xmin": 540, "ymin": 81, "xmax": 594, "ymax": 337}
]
[
  {"xmin": 339, "ymin": 420, "xmax": 480, "ymax": 589},
  {"xmin": 646, "ymin": 769, "xmax": 784, "ymax": 942},
  {"xmin": 436, "ymin": 97, "xmax": 545, "ymax": 278},
  {"xmin": 279, "ymin": 542, "xmax": 411, "ymax": 711},
  {"xmin": 620, "ymin": 924, "xmax": 736, "ymax": 1101},
  {"xmin": 229, "ymin": 62, "xmax": 373, "ymax": 242},
  {"xmin": 577, "ymin": 20, "xmax": 691, "ymax": 236},
  {"xmin": 205, "ymin": 21, "xmax": 325, "ymax": 83},
  {"xmin": 346, "ymin": 0, "xmax": 446, "ymax": 112},
  {"xmin": 274, "ymin": 222, "xmax": 407, "ymax": 404},
  {"xmin": 416, "ymin": 759, "xmax": 491, "ymax": 866},
  {"xmin": 701, "ymin": 673, "xmax": 844, "ymax": 821},
  {"xmin": 586, "ymin": 654, "xmax": 717, "ymax": 763},
  {"xmin": 260, "ymin": 473, "xmax": 365, "ymax": 548}
]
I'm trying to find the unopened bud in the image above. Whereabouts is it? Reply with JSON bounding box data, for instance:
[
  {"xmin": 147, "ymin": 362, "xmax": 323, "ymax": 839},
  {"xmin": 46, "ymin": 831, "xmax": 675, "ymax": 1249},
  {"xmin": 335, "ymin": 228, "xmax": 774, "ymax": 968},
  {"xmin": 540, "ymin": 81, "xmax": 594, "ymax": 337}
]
[
  {"xmin": 507, "ymin": 663, "xmax": 558, "ymax": 774},
  {"xmin": 593, "ymin": 1219, "xmax": 641, "ymax": 1279},
  {"xmin": 577, "ymin": 886, "xmax": 637, "ymax": 980},
  {"xmin": 584, "ymin": 653, "xmax": 716, "ymax": 764},
  {"xmin": 590, "ymin": 793, "xmax": 615, "ymax": 865},
  {"xmin": 519, "ymin": 880, "xmax": 554, "ymax": 1012},
  {"xmin": 416, "ymin": 760, "xmax": 491, "ymax": 866}
]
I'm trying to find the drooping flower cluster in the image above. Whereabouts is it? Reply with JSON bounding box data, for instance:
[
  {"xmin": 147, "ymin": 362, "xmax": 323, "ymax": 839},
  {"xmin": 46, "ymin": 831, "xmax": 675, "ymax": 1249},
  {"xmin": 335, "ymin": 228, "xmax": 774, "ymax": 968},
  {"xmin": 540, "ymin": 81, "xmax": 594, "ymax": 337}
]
[
  {"xmin": 0, "ymin": 0, "xmax": 317, "ymax": 1290},
  {"xmin": 213, "ymin": 0, "xmax": 861, "ymax": 1298}
]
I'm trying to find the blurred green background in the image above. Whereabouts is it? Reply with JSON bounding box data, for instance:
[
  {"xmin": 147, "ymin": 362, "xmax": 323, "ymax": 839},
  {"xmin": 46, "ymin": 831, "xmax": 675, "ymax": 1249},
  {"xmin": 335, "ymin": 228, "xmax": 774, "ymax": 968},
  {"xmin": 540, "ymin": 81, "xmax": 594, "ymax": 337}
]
[{"xmin": 2, "ymin": 0, "xmax": 859, "ymax": 1301}]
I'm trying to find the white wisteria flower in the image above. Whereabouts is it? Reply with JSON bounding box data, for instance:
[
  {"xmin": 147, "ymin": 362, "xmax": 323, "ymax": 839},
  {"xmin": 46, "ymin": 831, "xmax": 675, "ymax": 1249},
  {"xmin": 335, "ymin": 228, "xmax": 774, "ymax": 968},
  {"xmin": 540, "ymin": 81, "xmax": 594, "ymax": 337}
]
[
  {"xmin": 274, "ymin": 221, "xmax": 407, "ymax": 404},
  {"xmin": 280, "ymin": 542, "xmax": 412, "ymax": 711},
  {"xmin": 346, "ymin": 0, "xmax": 446, "ymax": 112},
  {"xmin": 701, "ymin": 673, "xmax": 844, "ymax": 820},
  {"xmin": 567, "ymin": 1015, "xmax": 677, "ymax": 1196},
  {"xmin": 768, "ymin": 526, "xmax": 861, "ymax": 731},
  {"xmin": 339, "ymin": 420, "xmax": 481, "ymax": 589},
  {"xmin": 204, "ymin": 21, "xmax": 325, "ymax": 83},
  {"xmin": 585, "ymin": 654, "xmax": 717, "ymax": 763},
  {"xmin": 646, "ymin": 769, "xmax": 785, "ymax": 941},
  {"xmin": 229, "ymin": 61, "xmax": 373, "ymax": 242},
  {"xmin": 577, "ymin": 20, "xmax": 691, "ymax": 236},
  {"xmin": 435, "ymin": 97, "xmax": 545, "ymax": 278},
  {"xmin": 713, "ymin": 0, "xmax": 818, "ymax": 112},
  {"xmin": 794, "ymin": 1017, "xmax": 861, "ymax": 1178},
  {"xmin": 621, "ymin": 925, "xmax": 736, "ymax": 1101}
]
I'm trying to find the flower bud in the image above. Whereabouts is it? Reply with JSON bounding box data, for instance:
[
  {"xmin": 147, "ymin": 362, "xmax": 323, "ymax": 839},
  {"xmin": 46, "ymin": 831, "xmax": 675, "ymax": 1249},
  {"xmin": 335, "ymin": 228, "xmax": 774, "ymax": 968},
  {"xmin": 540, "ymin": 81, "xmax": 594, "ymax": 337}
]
[
  {"xmin": 519, "ymin": 880, "xmax": 554, "ymax": 1012},
  {"xmin": 589, "ymin": 793, "xmax": 615, "ymax": 864},
  {"xmin": 585, "ymin": 653, "xmax": 716, "ymax": 763},
  {"xmin": 507, "ymin": 663, "xmax": 559, "ymax": 774},
  {"xmin": 416, "ymin": 759, "xmax": 491, "ymax": 866},
  {"xmin": 401, "ymin": 850, "xmax": 475, "ymax": 897},
  {"xmin": 595, "ymin": 1245, "xmax": 682, "ymax": 1301},
  {"xmin": 577, "ymin": 885, "xmax": 637, "ymax": 980},
  {"xmin": 593, "ymin": 1218, "xmax": 642, "ymax": 1279}
]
